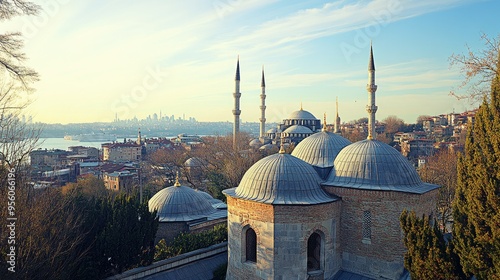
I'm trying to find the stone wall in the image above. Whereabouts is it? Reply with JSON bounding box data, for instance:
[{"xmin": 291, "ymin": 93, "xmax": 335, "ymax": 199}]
[
  {"xmin": 226, "ymin": 196, "xmax": 342, "ymax": 280},
  {"xmin": 323, "ymin": 186, "xmax": 438, "ymax": 280},
  {"xmin": 155, "ymin": 222, "xmax": 188, "ymax": 244},
  {"xmin": 226, "ymin": 197, "xmax": 275, "ymax": 280}
]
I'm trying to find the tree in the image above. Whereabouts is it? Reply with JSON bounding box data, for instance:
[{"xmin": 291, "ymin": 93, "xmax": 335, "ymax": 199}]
[
  {"xmin": 452, "ymin": 50, "xmax": 500, "ymax": 279},
  {"xmin": 383, "ymin": 115, "xmax": 404, "ymax": 135},
  {"xmin": 400, "ymin": 210, "xmax": 466, "ymax": 280},
  {"xmin": 449, "ymin": 33, "xmax": 500, "ymax": 103},
  {"xmin": 419, "ymin": 149, "xmax": 458, "ymax": 232}
]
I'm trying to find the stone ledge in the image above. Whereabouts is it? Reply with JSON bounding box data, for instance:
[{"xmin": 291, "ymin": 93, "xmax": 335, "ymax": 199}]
[{"xmin": 107, "ymin": 242, "xmax": 228, "ymax": 280}]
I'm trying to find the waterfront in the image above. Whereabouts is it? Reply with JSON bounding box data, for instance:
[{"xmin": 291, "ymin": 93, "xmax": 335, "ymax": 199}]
[{"xmin": 36, "ymin": 138, "xmax": 112, "ymax": 150}]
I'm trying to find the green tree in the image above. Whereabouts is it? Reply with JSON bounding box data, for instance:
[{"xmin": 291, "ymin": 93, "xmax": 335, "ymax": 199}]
[
  {"xmin": 400, "ymin": 210, "xmax": 466, "ymax": 280},
  {"xmin": 452, "ymin": 51, "xmax": 500, "ymax": 279}
]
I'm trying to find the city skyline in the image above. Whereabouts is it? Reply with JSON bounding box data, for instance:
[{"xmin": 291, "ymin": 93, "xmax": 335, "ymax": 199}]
[{"xmin": 6, "ymin": 0, "xmax": 499, "ymax": 124}]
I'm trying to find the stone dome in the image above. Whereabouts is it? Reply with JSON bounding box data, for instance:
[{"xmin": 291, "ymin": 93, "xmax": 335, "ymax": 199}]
[
  {"xmin": 288, "ymin": 109, "xmax": 317, "ymax": 120},
  {"xmin": 184, "ymin": 157, "xmax": 205, "ymax": 167},
  {"xmin": 292, "ymin": 131, "xmax": 351, "ymax": 168},
  {"xmin": 323, "ymin": 139, "xmax": 439, "ymax": 194},
  {"xmin": 266, "ymin": 127, "xmax": 278, "ymax": 133},
  {"xmin": 224, "ymin": 152, "xmax": 336, "ymax": 205},
  {"xmin": 149, "ymin": 184, "xmax": 216, "ymax": 222},
  {"xmin": 283, "ymin": 125, "xmax": 313, "ymax": 134},
  {"xmin": 249, "ymin": 138, "xmax": 262, "ymax": 148}
]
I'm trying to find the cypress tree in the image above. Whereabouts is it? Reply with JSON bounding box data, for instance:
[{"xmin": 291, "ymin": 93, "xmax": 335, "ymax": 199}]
[
  {"xmin": 400, "ymin": 210, "xmax": 465, "ymax": 279},
  {"xmin": 452, "ymin": 52, "xmax": 500, "ymax": 279}
]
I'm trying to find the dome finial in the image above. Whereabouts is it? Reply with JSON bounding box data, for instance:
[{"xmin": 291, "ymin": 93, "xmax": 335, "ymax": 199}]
[
  {"xmin": 174, "ymin": 171, "xmax": 181, "ymax": 187},
  {"xmin": 300, "ymin": 101, "xmax": 303, "ymax": 111},
  {"xmin": 279, "ymin": 137, "xmax": 285, "ymax": 154},
  {"xmin": 322, "ymin": 113, "xmax": 327, "ymax": 132}
]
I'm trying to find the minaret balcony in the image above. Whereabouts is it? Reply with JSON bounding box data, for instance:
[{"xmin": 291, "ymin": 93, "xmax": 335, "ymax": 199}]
[
  {"xmin": 233, "ymin": 110, "xmax": 241, "ymax": 115},
  {"xmin": 366, "ymin": 84, "xmax": 378, "ymax": 91},
  {"xmin": 366, "ymin": 105, "xmax": 378, "ymax": 114}
]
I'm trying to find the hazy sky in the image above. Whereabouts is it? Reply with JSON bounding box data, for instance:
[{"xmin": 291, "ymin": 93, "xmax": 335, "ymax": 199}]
[{"xmin": 5, "ymin": 0, "xmax": 500, "ymax": 124}]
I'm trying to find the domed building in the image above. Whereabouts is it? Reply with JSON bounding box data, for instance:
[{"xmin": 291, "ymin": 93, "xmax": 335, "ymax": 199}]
[
  {"xmin": 224, "ymin": 46, "xmax": 440, "ymax": 280},
  {"xmin": 278, "ymin": 106, "xmax": 321, "ymax": 145},
  {"xmin": 223, "ymin": 144, "xmax": 341, "ymax": 279},
  {"xmin": 149, "ymin": 174, "xmax": 227, "ymax": 243},
  {"xmin": 292, "ymin": 119, "xmax": 351, "ymax": 180}
]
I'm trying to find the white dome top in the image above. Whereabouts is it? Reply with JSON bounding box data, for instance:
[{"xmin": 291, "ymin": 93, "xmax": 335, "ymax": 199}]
[
  {"xmin": 149, "ymin": 184, "xmax": 216, "ymax": 222},
  {"xmin": 184, "ymin": 157, "xmax": 205, "ymax": 167},
  {"xmin": 283, "ymin": 125, "xmax": 313, "ymax": 134},
  {"xmin": 323, "ymin": 139, "xmax": 439, "ymax": 194},
  {"xmin": 287, "ymin": 109, "xmax": 317, "ymax": 120},
  {"xmin": 249, "ymin": 138, "xmax": 262, "ymax": 147},
  {"xmin": 224, "ymin": 152, "xmax": 336, "ymax": 205},
  {"xmin": 292, "ymin": 131, "xmax": 351, "ymax": 168}
]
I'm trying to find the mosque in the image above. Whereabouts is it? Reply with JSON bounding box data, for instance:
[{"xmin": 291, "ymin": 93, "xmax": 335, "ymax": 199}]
[{"xmin": 223, "ymin": 46, "xmax": 440, "ymax": 279}]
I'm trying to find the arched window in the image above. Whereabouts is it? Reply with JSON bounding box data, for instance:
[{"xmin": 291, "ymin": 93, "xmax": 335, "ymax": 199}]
[
  {"xmin": 307, "ymin": 232, "xmax": 321, "ymax": 271},
  {"xmin": 245, "ymin": 228, "xmax": 257, "ymax": 263}
]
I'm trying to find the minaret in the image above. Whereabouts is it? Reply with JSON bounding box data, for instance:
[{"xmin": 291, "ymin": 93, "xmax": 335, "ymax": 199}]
[
  {"xmin": 259, "ymin": 66, "xmax": 266, "ymax": 139},
  {"xmin": 137, "ymin": 128, "xmax": 142, "ymax": 145},
  {"xmin": 322, "ymin": 113, "xmax": 327, "ymax": 132},
  {"xmin": 334, "ymin": 97, "xmax": 341, "ymax": 133},
  {"xmin": 233, "ymin": 57, "xmax": 241, "ymax": 149},
  {"xmin": 366, "ymin": 44, "xmax": 378, "ymax": 140}
]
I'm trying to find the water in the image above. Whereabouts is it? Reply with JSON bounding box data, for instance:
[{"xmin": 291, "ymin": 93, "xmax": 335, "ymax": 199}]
[{"xmin": 36, "ymin": 138, "xmax": 110, "ymax": 150}]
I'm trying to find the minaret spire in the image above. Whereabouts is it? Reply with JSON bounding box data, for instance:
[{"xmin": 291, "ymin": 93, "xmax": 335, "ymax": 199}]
[
  {"xmin": 137, "ymin": 128, "xmax": 142, "ymax": 145},
  {"xmin": 366, "ymin": 43, "xmax": 378, "ymax": 140},
  {"xmin": 233, "ymin": 56, "xmax": 241, "ymax": 149},
  {"xmin": 322, "ymin": 113, "xmax": 327, "ymax": 132},
  {"xmin": 335, "ymin": 97, "xmax": 341, "ymax": 133},
  {"xmin": 259, "ymin": 66, "xmax": 266, "ymax": 139}
]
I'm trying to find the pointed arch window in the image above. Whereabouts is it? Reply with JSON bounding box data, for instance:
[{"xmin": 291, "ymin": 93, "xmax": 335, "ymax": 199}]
[
  {"xmin": 245, "ymin": 228, "xmax": 257, "ymax": 263},
  {"xmin": 307, "ymin": 232, "xmax": 321, "ymax": 271}
]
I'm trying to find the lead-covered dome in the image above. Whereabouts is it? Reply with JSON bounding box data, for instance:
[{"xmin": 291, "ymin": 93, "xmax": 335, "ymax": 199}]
[
  {"xmin": 288, "ymin": 109, "xmax": 317, "ymax": 120},
  {"xmin": 224, "ymin": 152, "xmax": 336, "ymax": 204},
  {"xmin": 149, "ymin": 184, "xmax": 216, "ymax": 222},
  {"xmin": 292, "ymin": 131, "xmax": 351, "ymax": 168},
  {"xmin": 323, "ymin": 139, "xmax": 439, "ymax": 194},
  {"xmin": 283, "ymin": 124, "xmax": 313, "ymax": 134}
]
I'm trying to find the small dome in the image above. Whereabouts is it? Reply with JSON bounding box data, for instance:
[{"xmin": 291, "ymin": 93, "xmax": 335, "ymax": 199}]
[
  {"xmin": 283, "ymin": 125, "xmax": 313, "ymax": 134},
  {"xmin": 149, "ymin": 185, "xmax": 216, "ymax": 222},
  {"xmin": 196, "ymin": 190, "xmax": 224, "ymax": 205},
  {"xmin": 288, "ymin": 109, "xmax": 317, "ymax": 120},
  {"xmin": 292, "ymin": 131, "xmax": 351, "ymax": 168},
  {"xmin": 184, "ymin": 157, "xmax": 204, "ymax": 167},
  {"xmin": 224, "ymin": 152, "xmax": 336, "ymax": 205},
  {"xmin": 249, "ymin": 138, "xmax": 262, "ymax": 147},
  {"xmin": 323, "ymin": 139, "xmax": 439, "ymax": 194},
  {"xmin": 259, "ymin": 143, "xmax": 276, "ymax": 151},
  {"xmin": 266, "ymin": 127, "xmax": 278, "ymax": 133}
]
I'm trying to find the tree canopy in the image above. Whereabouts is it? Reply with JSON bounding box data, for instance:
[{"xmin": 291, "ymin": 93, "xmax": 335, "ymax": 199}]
[{"xmin": 452, "ymin": 49, "xmax": 500, "ymax": 279}]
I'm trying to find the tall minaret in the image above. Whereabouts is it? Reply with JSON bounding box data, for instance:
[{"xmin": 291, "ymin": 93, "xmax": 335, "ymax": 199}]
[
  {"xmin": 334, "ymin": 97, "xmax": 341, "ymax": 134},
  {"xmin": 259, "ymin": 66, "xmax": 266, "ymax": 139},
  {"xmin": 366, "ymin": 44, "xmax": 378, "ymax": 140},
  {"xmin": 233, "ymin": 57, "xmax": 241, "ymax": 149},
  {"xmin": 137, "ymin": 128, "xmax": 142, "ymax": 145}
]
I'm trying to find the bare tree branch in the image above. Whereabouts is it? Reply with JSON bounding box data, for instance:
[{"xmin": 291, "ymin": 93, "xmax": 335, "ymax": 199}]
[{"xmin": 449, "ymin": 33, "xmax": 500, "ymax": 104}]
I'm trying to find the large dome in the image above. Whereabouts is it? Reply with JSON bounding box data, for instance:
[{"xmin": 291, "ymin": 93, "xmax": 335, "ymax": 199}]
[
  {"xmin": 288, "ymin": 109, "xmax": 317, "ymax": 120},
  {"xmin": 283, "ymin": 125, "xmax": 313, "ymax": 134},
  {"xmin": 323, "ymin": 139, "xmax": 439, "ymax": 194},
  {"xmin": 149, "ymin": 184, "xmax": 216, "ymax": 222},
  {"xmin": 292, "ymin": 131, "xmax": 351, "ymax": 168},
  {"xmin": 224, "ymin": 152, "xmax": 336, "ymax": 205}
]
